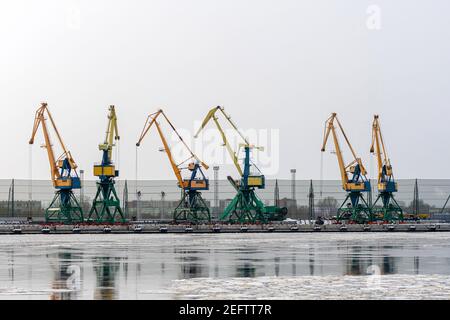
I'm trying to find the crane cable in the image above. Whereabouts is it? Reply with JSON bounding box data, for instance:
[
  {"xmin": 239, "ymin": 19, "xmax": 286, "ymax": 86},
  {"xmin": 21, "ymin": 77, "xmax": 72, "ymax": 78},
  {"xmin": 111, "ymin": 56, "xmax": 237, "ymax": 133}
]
[
  {"xmin": 370, "ymin": 151, "xmax": 374, "ymax": 197},
  {"xmin": 115, "ymin": 139, "xmax": 123, "ymax": 192},
  {"xmin": 319, "ymin": 152, "xmax": 323, "ymax": 198},
  {"xmin": 116, "ymin": 137, "xmax": 120, "ymax": 173},
  {"xmin": 135, "ymin": 145, "xmax": 139, "ymax": 202},
  {"xmin": 28, "ymin": 144, "xmax": 33, "ymax": 217}
]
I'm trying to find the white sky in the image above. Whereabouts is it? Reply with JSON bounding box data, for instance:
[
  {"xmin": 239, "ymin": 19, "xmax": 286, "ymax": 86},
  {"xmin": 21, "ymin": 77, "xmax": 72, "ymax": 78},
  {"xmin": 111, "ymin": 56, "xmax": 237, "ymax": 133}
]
[{"xmin": 1, "ymin": 0, "xmax": 449, "ymax": 181}]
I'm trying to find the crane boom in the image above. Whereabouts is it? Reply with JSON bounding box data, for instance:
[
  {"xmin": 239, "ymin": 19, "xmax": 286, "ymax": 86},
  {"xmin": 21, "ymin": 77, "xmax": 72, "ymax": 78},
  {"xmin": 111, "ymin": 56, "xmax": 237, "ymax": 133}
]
[
  {"xmin": 370, "ymin": 115, "xmax": 392, "ymax": 185},
  {"xmin": 99, "ymin": 105, "xmax": 119, "ymax": 164},
  {"xmin": 369, "ymin": 114, "xmax": 402, "ymax": 221},
  {"xmin": 194, "ymin": 106, "xmax": 261, "ymax": 177},
  {"xmin": 193, "ymin": 106, "xmax": 284, "ymax": 223},
  {"xmin": 155, "ymin": 120, "xmax": 184, "ymax": 186},
  {"xmin": 136, "ymin": 108, "xmax": 211, "ymax": 223},
  {"xmin": 321, "ymin": 114, "xmax": 347, "ymax": 187},
  {"xmin": 93, "ymin": 105, "xmax": 120, "ymax": 178},
  {"xmin": 89, "ymin": 105, "xmax": 126, "ymax": 223},
  {"xmin": 29, "ymin": 102, "xmax": 79, "ymax": 188},
  {"xmin": 321, "ymin": 112, "xmax": 372, "ymax": 223},
  {"xmin": 321, "ymin": 113, "xmax": 368, "ymax": 191},
  {"xmin": 136, "ymin": 109, "xmax": 209, "ymax": 188},
  {"xmin": 28, "ymin": 102, "xmax": 83, "ymax": 223}
]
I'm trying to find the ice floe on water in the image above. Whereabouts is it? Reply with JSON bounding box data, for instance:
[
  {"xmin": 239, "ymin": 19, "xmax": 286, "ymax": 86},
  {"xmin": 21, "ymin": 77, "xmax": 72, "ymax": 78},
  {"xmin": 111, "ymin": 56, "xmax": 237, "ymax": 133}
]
[
  {"xmin": 0, "ymin": 286, "xmax": 74, "ymax": 296},
  {"xmin": 170, "ymin": 275, "xmax": 450, "ymax": 300}
]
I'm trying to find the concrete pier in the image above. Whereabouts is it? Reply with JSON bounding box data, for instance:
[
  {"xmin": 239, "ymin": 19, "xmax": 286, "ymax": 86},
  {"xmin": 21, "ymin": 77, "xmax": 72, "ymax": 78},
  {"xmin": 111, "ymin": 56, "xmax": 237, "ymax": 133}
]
[{"xmin": 0, "ymin": 223, "xmax": 449, "ymax": 235}]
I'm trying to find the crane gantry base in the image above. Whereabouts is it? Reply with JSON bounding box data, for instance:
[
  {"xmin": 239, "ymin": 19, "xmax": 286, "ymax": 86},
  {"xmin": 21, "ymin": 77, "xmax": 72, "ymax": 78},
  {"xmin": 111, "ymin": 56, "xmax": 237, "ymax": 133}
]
[
  {"xmin": 45, "ymin": 190, "xmax": 84, "ymax": 224},
  {"xmin": 88, "ymin": 180, "xmax": 127, "ymax": 224},
  {"xmin": 220, "ymin": 189, "xmax": 266, "ymax": 224},
  {"xmin": 371, "ymin": 192, "xmax": 404, "ymax": 222},
  {"xmin": 219, "ymin": 188, "xmax": 288, "ymax": 224},
  {"xmin": 336, "ymin": 191, "xmax": 373, "ymax": 224},
  {"xmin": 173, "ymin": 191, "xmax": 211, "ymax": 223}
]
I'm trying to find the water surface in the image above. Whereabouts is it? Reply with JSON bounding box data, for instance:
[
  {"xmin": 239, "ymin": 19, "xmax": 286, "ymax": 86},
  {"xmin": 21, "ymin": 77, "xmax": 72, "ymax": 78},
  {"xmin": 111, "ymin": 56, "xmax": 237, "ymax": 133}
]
[{"xmin": 0, "ymin": 233, "xmax": 449, "ymax": 299}]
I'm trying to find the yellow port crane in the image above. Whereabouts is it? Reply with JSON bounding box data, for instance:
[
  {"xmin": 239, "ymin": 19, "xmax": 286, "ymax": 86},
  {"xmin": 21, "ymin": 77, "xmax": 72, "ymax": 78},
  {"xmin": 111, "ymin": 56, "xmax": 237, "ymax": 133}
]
[
  {"xmin": 29, "ymin": 102, "xmax": 83, "ymax": 223},
  {"xmin": 195, "ymin": 106, "xmax": 253, "ymax": 177},
  {"xmin": 194, "ymin": 106, "xmax": 287, "ymax": 223},
  {"xmin": 136, "ymin": 109, "xmax": 211, "ymax": 223},
  {"xmin": 321, "ymin": 113, "xmax": 372, "ymax": 223},
  {"xmin": 95, "ymin": 105, "xmax": 120, "ymax": 178},
  {"xmin": 88, "ymin": 105, "xmax": 126, "ymax": 223},
  {"xmin": 370, "ymin": 115, "xmax": 403, "ymax": 221}
]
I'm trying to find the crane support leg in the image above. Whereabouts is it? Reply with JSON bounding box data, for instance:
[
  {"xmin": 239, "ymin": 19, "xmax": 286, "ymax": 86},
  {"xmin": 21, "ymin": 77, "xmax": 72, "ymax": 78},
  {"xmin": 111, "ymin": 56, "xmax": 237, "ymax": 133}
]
[
  {"xmin": 88, "ymin": 180, "xmax": 126, "ymax": 224},
  {"xmin": 173, "ymin": 191, "xmax": 211, "ymax": 223},
  {"xmin": 45, "ymin": 190, "xmax": 84, "ymax": 224},
  {"xmin": 336, "ymin": 191, "xmax": 373, "ymax": 223},
  {"xmin": 220, "ymin": 189, "xmax": 267, "ymax": 224},
  {"xmin": 372, "ymin": 192, "xmax": 404, "ymax": 222}
]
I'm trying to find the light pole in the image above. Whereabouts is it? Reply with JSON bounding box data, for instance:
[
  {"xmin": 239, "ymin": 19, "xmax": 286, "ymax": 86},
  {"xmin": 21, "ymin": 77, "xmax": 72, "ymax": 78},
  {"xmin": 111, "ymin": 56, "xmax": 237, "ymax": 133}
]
[
  {"xmin": 290, "ymin": 169, "xmax": 297, "ymax": 201},
  {"xmin": 161, "ymin": 191, "xmax": 166, "ymax": 221},
  {"xmin": 308, "ymin": 179, "xmax": 314, "ymax": 223},
  {"xmin": 137, "ymin": 190, "xmax": 142, "ymax": 221},
  {"xmin": 213, "ymin": 166, "xmax": 219, "ymax": 218},
  {"xmin": 80, "ymin": 169, "xmax": 84, "ymax": 210}
]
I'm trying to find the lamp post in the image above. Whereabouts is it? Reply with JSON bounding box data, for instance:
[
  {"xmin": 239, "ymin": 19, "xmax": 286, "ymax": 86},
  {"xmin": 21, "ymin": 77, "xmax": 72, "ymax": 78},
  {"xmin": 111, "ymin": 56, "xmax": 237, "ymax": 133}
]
[
  {"xmin": 137, "ymin": 190, "xmax": 142, "ymax": 221},
  {"xmin": 161, "ymin": 191, "xmax": 166, "ymax": 221},
  {"xmin": 213, "ymin": 166, "xmax": 219, "ymax": 218},
  {"xmin": 290, "ymin": 169, "xmax": 297, "ymax": 201},
  {"xmin": 80, "ymin": 169, "xmax": 84, "ymax": 210}
]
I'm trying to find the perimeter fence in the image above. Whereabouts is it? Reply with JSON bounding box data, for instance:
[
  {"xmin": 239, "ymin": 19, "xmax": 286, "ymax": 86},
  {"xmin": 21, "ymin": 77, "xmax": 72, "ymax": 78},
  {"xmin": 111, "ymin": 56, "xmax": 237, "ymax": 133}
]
[{"xmin": 1, "ymin": 179, "xmax": 450, "ymax": 221}]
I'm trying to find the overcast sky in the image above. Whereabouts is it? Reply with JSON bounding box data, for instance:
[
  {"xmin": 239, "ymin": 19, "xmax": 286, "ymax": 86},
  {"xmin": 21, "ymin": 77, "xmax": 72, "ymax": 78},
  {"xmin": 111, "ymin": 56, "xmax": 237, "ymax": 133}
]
[{"xmin": 1, "ymin": 0, "xmax": 449, "ymax": 181}]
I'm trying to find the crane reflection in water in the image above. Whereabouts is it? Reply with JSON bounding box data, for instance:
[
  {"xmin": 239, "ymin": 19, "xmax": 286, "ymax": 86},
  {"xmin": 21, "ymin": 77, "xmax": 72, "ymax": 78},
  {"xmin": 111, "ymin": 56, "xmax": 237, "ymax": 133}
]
[
  {"xmin": 93, "ymin": 256, "xmax": 122, "ymax": 300},
  {"xmin": 48, "ymin": 250, "xmax": 82, "ymax": 300}
]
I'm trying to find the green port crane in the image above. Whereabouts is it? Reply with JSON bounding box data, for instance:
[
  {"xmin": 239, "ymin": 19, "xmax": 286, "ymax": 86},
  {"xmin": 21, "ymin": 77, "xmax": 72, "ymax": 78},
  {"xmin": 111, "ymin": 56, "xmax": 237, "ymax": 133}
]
[
  {"xmin": 370, "ymin": 115, "xmax": 403, "ymax": 222},
  {"xmin": 194, "ymin": 106, "xmax": 287, "ymax": 224},
  {"xmin": 29, "ymin": 102, "xmax": 83, "ymax": 223},
  {"xmin": 321, "ymin": 113, "xmax": 372, "ymax": 223},
  {"xmin": 88, "ymin": 105, "xmax": 126, "ymax": 224},
  {"xmin": 136, "ymin": 109, "xmax": 211, "ymax": 223}
]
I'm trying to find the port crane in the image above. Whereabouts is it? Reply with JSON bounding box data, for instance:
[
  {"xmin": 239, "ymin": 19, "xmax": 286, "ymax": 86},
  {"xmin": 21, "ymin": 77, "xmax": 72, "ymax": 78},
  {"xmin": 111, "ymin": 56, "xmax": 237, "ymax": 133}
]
[
  {"xmin": 194, "ymin": 106, "xmax": 287, "ymax": 223},
  {"xmin": 29, "ymin": 103, "xmax": 83, "ymax": 223},
  {"xmin": 370, "ymin": 115, "xmax": 403, "ymax": 221},
  {"xmin": 136, "ymin": 109, "xmax": 211, "ymax": 223},
  {"xmin": 88, "ymin": 105, "xmax": 126, "ymax": 223},
  {"xmin": 321, "ymin": 113, "xmax": 372, "ymax": 223}
]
